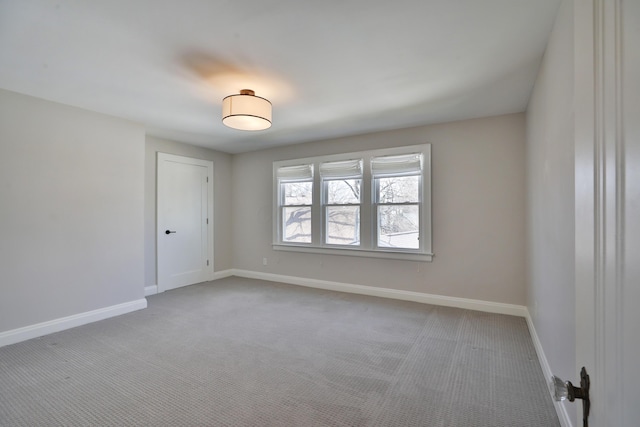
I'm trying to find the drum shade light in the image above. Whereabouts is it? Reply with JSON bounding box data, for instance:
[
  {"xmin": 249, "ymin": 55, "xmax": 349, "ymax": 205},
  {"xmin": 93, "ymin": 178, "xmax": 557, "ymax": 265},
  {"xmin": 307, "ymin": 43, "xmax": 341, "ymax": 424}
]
[{"xmin": 222, "ymin": 89, "xmax": 272, "ymax": 131}]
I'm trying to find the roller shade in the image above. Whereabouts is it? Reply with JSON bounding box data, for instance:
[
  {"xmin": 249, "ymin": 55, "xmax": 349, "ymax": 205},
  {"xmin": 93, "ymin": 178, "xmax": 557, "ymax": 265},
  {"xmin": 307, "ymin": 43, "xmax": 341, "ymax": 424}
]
[
  {"xmin": 319, "ymin": 159, "xmax": 363, "ymax": 179},
  {"xmin": 276, "ymin": 164, "xmax": 313, "ymax": 181},
  {"xmin": 371, "ymin": 153, "xmax": 422, "ymax": 177}
]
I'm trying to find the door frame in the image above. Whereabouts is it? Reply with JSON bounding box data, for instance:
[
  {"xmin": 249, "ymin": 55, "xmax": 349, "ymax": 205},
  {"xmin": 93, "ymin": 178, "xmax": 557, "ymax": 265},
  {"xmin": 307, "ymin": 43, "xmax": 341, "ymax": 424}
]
[{"xmin": 156, "ymin": 152, "xmax": 214, "ymax": 292}]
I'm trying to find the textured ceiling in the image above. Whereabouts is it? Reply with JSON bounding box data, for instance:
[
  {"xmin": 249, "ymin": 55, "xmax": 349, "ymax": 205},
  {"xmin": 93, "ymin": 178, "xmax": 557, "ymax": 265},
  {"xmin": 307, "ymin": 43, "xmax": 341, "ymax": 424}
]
[{"xmin": 0, "ymin": 0, "xmax": 560, "ymax": 153}]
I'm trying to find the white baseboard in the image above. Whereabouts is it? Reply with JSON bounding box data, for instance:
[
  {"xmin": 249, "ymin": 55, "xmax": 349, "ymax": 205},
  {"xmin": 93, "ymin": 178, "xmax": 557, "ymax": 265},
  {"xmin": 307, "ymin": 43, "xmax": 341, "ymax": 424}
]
[
  {"xmin": 525, "ymin": 310, "xmax": 573, "ymax": 427},
  {"xmin": 229, "ymin": 269, "xmax": 527, "ymax": 317},
  {"xmin": 0, "ymin": 298, "xmax": 148, "ymax": 348},
  {"xmin": 144, "ymin": 285, "xmax": 158, "ymax": 296},
  {"xmin": 211, "ymin": 269, "xmax": 234, "ymax": 281},
  {"xmin": 147, "ymin": 270, "xmax": 234, "ymax": 296}
]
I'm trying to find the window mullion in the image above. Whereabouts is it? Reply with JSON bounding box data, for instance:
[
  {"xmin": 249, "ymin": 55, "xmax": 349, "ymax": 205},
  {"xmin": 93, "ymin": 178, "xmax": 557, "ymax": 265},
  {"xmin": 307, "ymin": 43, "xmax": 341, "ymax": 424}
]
[
  {"xmin": 377, "ymin": 202, "xmax": 418, "ymax": 206},
  {"xmin": 421, "ymin": 144, "xmax": 431, "ymax": 254},
  {"xmin": 312, "ymin": 161, "xmax": 322, "ymax": 246},
  {"xmin": 360, "ymin": 154, "xmax": 372, "ymax": 249}
]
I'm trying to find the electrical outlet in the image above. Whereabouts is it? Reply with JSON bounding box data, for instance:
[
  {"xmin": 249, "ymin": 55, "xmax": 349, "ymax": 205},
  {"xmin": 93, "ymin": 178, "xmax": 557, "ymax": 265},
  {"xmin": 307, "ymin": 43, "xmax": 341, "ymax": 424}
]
[{"xmin": 263, "ymin": 257, "xmax": 268, "ymax": 266}]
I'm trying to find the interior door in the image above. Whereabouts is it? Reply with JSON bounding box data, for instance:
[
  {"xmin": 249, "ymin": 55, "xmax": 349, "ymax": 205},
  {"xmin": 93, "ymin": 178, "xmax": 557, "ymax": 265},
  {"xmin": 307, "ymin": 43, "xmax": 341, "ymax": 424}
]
[
  {"xmin": 575, "ymin": 1, "xmax": 639, "ymax": 425},
  {"xmin": 157, "ymin": 153, "xmax": 213, "ymax": 292}
]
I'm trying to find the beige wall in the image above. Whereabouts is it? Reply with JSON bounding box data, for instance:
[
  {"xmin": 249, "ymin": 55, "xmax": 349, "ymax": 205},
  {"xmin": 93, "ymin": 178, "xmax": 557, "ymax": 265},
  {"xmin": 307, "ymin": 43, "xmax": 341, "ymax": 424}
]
[
  {"xmin": 526, "ymin": 0, "xmax": 575, "ymax": 378},
  {"xmin": 232, "ymin": 113, "xmax": 526, "ymax": 305},
  {"xmin": 525, "ymin": 0, "xmax": 575, "ymax": 421},
  {"xmin": 0, "ymin": 89, "xmax": 145, "ymax": 333},
  {"xmin": 0, "ymin": 89, "xmax": 528, "ymax": 342},
  {"xmin": 0, "ymin": 90, "xmax": 527, "ymax": 341},
  {"xmin": 144, "ymin": 136, "xmax": 232, "ymax": 287}
]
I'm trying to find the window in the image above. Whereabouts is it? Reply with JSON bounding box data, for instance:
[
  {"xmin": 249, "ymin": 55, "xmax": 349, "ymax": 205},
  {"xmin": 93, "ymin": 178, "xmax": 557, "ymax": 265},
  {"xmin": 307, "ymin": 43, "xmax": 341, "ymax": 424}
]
[
  {"xmin": 321, "ymin": 159, "xmax": 362, "ymax": 246},
  {"xmin": 372, "ymin": 154, "xmax": 422, "ymax": 250},
  {"xmin": 273, "ymin": 144, "xmax": 432, "ymax": 261},
  {"xmin": 276, "ymin": 164, "xmax": 313, "ymax": 243}
]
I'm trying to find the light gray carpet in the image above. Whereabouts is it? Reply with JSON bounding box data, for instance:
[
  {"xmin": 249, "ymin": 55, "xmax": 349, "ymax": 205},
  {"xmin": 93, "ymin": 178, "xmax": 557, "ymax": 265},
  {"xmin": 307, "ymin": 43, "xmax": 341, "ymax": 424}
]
[{"xmin": 0, "ymin": 277, "xmax": 559, "ymax": 426}]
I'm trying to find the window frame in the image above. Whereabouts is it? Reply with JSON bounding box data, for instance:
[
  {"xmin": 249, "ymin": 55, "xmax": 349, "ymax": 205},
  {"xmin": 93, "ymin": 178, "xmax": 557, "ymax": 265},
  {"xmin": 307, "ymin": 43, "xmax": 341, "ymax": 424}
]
[
  {"xmin": 321, "ymin": 159, "xmax": 363, "ymax": 247},
  {"xmin": 373, "ymin": 173, "xmax": 422, "ymax": 252},
  {"xmin": 273, "ymin": 144, "xmax": 432, "ymax": 261},
  {"xmin": 275, "ymin": 164, "xmax": 314, "ymax": 246}
]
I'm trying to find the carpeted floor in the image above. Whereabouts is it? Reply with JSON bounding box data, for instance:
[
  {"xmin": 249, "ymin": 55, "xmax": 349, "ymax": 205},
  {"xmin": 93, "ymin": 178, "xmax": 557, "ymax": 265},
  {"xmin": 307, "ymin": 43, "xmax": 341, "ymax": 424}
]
[{"xmin": 0, "ymin": 277, "xmax": 559, "ymax": 426}]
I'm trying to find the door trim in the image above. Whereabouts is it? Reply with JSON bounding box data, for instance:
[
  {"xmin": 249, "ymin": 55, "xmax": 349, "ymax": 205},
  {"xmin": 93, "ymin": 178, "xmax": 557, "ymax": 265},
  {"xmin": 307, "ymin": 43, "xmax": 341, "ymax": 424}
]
[{"xmin": 156, "ymin": 153, "xmax": 214, "ymax": 292}]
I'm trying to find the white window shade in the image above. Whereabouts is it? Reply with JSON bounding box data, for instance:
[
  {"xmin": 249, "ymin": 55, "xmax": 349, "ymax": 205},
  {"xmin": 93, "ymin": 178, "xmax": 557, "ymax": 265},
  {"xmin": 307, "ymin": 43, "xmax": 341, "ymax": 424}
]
[
  {"xmin": 371, "ymin": 153, "xmax": 422, "ymax": 176},
  {"xmin": 319, "ymin": 159, "xmax": 363, "ymax": 179},
  {"xmin": 277, "ymin": 164, "xmax": 313, "ymax": 181}
]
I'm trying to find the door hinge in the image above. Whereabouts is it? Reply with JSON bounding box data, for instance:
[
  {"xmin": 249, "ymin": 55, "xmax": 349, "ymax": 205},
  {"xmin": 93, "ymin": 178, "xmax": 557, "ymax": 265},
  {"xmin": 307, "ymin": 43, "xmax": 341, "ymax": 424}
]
[
  {"xmin": 207, "ymin": 260, "xmax": 209, "ymax": 266},
  {"xmin": 206, "ymin": 218, "xmax": 209, "ymax": 224},
  {"xmin": 206, "ymin": 176, "xmax": 209, "ymax": 183}
]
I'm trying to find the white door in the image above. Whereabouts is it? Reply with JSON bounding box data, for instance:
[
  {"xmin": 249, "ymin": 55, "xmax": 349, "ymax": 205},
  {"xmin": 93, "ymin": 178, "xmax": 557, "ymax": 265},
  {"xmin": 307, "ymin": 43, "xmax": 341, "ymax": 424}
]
[
  {"xmin": 575, "ymin": 1, "xmax": 639, "ymax": 425},
  {"xmin": 157, "ymin": 153, "xmax": 213, "ymax": 292}
]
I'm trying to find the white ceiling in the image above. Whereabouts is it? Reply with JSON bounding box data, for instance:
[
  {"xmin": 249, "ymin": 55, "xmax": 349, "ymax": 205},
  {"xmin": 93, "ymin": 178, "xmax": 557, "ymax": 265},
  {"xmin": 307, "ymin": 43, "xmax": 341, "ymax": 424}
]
[{"xmin": 0, "ymin": 0, "xmax": 559, "ymax": 154}]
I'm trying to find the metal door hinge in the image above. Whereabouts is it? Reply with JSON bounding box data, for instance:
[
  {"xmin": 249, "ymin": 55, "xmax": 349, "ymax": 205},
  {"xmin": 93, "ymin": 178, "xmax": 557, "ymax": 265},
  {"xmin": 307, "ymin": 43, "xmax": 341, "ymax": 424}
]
[{"xmin": 206, "ymin": 260, "xmax": 209, "ymax": 266}]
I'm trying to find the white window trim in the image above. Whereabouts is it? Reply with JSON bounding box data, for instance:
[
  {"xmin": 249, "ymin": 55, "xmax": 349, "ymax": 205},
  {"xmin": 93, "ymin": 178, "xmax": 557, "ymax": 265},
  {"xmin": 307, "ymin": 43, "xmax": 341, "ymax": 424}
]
[{"xmin": 273, "ymin": 144, "xmax": 433, "ymax": 262}]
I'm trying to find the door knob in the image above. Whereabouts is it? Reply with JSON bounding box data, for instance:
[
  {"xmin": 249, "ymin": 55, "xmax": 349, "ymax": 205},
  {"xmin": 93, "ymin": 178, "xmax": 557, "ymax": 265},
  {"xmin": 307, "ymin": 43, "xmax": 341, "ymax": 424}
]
[{"xmin": 165, "ymin": 230, "xmax": 176, "ymax": 234}]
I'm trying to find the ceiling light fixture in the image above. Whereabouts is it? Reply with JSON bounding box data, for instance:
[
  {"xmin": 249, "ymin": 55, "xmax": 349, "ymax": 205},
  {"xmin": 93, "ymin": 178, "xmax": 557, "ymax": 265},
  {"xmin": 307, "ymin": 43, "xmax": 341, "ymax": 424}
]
[{"xmin": 222, "ymin": 89, "xmax": 272, "ymax": 131}]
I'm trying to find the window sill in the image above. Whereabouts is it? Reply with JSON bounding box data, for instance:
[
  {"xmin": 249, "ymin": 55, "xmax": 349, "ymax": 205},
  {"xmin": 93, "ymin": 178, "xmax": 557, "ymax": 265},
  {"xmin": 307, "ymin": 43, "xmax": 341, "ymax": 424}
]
[{"xmin": 272, "ymin": 244, "xmax": 433, "ymax": 262}]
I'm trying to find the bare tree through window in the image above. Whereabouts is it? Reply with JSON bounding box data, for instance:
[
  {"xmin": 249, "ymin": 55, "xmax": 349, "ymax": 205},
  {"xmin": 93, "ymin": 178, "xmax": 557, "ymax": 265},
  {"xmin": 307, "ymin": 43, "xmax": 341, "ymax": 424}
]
[
  {"xmin": 282, "ymin": 181, "xmax": 312, "ymax": 243},
  {"xmin": 376, "ymin": 175, "xmax": 420, "ymax": 249},
  {"xmin": 325, "ymin": 179, "xmax": 360, "ymax": 245},
  {"xmin": 274, "ymin": 145, "xmax": 430, "ymax": 258}
]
